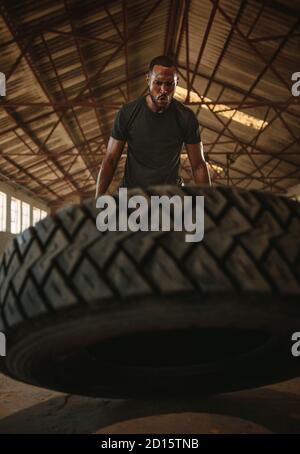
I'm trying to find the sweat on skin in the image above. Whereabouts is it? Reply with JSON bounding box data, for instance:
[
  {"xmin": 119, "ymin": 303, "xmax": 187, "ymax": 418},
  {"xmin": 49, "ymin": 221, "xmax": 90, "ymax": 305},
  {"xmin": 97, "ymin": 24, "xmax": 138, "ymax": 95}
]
[{"xmin": 96, "ymin": 188, "xmax": 204, "ymax": 243}]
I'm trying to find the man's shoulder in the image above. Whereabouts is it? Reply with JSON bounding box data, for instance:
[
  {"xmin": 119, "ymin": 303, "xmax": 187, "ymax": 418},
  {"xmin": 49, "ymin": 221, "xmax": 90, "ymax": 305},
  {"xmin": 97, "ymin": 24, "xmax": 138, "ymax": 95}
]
[
  {"xmin": 119, "ymin": 96, "xmax": 145, "ymax": 115},
  {"xmin": 172, "ymin": 98, "xmax": 197, "ymax": 119}
]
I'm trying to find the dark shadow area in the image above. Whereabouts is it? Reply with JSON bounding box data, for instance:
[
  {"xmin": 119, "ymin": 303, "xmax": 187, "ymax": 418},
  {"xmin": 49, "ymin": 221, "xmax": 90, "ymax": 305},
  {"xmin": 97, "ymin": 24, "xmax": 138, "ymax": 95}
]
[{"xmin": 0, "ymin": 387, "xmax": 299, "ymax": 434}]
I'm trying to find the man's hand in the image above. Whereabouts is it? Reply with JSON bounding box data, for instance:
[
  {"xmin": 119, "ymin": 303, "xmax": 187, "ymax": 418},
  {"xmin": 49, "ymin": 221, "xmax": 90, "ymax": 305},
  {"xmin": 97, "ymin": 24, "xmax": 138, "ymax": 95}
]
[
  {"xmin": 186, "ymin": 142, "xmax": 211, "ymax": 185},
  {"xmin": 95, "ymin": 137, "xmax": 125, "ymax": 198}
]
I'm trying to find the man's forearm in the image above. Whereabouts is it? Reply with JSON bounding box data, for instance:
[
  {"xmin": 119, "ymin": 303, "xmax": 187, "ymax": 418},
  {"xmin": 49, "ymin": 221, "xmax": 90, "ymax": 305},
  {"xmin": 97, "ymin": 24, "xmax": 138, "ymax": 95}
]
[
  {"xmin": 193, "ymin": 161, "xmax": 211, "ymax": 185},
  {"xmin": 95, "ymin": 158, "xmax": 117, "ymax": 198},
  {"xmin": 95, "ymin": 137, "xmax": 125, "ymax": 198}
]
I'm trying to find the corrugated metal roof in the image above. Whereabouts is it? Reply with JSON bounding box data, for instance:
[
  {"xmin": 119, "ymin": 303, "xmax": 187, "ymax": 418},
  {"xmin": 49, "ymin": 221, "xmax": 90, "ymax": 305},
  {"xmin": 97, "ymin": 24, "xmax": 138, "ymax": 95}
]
[{"xmin": 0, "ymin": 0, "xmax": 299, "ymax": 206}]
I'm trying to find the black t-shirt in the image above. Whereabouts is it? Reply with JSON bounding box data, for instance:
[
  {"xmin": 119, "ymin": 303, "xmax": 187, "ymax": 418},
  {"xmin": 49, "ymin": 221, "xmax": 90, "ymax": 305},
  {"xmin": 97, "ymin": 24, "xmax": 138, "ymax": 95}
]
[{"xmin": 111, "ymin": 95, "xmax": 201, "ymax": 188}]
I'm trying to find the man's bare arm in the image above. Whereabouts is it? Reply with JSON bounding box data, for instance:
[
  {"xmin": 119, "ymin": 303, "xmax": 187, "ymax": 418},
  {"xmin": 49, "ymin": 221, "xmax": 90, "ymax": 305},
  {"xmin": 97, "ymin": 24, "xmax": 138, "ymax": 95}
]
[
  {"xmin": 186, "ymin": 142, "xmax": 211, "ymax": 185},
  {"xmin": 95, "ymin": 137, "xmax": 125, "ymax": 198}
]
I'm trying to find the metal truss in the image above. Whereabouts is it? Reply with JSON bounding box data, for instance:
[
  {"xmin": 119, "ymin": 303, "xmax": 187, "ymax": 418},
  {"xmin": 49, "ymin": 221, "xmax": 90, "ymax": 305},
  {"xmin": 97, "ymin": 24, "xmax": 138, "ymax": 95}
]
[{"xmin": 0, "ymin": 0, "xmax": 299, "ymax": 203}]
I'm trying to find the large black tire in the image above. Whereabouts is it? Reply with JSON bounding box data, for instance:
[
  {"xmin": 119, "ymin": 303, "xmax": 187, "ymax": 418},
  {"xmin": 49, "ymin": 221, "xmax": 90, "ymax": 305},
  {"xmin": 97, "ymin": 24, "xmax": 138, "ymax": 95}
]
[{"xmin": 0, "ymin": 185, "xmax": 300, "ymax": 398}]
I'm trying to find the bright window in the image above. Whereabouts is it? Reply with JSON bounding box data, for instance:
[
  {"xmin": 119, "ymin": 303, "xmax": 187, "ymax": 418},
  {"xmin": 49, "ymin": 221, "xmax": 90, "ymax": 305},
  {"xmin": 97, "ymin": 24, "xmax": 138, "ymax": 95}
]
[
  {"xmin": 0, "ymin": 191, "xmax": 7, "ymax": 231},
  {"xmin": 40, "ymin": 210, "xmax": 48, "ymax": 220},
  {"xmin": 11, "ymin": 197, "xmax": 21, "ymax": 234},
  {"xmin": 22, "ymin": 202, "xmax": 30, "ymax": 231},
  {"xmin": 32, "ymin": 207, "xmax": 41, "ymax": 225}
]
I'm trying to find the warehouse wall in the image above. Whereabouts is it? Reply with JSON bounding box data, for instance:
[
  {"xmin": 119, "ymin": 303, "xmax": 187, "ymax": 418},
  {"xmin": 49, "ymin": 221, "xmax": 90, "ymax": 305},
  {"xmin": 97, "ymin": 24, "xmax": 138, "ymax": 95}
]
[{"xmin": 0, "ymin": 181, "xmax": 50, "ymax": 257}]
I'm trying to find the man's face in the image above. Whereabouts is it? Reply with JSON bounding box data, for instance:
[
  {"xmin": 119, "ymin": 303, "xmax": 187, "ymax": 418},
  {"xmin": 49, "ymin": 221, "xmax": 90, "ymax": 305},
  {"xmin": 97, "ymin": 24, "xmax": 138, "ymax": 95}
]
[{"xmin": 147, "ymin": 65, "xmax": 178, "ymax": 110}]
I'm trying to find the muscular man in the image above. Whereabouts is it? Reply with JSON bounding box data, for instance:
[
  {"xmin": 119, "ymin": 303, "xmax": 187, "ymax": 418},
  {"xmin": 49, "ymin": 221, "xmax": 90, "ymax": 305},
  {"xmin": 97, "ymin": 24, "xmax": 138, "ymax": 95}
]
[{"xmin": 95, "ymin": 55, "xmax": 210, "ymax": 197}]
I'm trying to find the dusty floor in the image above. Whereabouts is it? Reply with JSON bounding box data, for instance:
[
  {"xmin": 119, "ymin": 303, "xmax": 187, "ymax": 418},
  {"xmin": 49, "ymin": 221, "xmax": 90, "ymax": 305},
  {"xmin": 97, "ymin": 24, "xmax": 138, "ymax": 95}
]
[{"xmin": 0, "ymin": 373, "xmax": 300, "ymax": 434}]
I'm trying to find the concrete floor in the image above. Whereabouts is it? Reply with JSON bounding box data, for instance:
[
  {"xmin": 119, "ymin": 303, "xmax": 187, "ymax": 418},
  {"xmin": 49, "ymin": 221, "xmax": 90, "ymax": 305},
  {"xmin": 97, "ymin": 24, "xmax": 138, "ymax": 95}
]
[{"xmin": 0, "ymin": 373, "xmax": 300, "ymax": 434}]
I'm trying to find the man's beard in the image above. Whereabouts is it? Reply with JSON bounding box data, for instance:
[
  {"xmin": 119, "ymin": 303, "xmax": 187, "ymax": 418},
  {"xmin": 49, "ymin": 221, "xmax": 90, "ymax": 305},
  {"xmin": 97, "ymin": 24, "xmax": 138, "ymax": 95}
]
[{"xmin": 150, "ymin": 93, "xmax": 171, "ymax": 112}]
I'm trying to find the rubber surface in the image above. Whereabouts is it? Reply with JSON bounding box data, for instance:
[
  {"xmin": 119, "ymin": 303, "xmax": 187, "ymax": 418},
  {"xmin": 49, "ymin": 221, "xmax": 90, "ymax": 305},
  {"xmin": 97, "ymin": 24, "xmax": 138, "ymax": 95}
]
[{"xmin": 0, "ymin": 185, "xmax": 300, "ymax": 397}]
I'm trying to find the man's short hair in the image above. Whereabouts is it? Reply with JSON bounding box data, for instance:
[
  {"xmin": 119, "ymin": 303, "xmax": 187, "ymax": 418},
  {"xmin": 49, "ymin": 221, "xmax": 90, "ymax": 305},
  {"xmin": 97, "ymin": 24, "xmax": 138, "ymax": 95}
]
[{"xmin": 149, "ymin": 55, "xmax": 176, "ymax": 72}]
